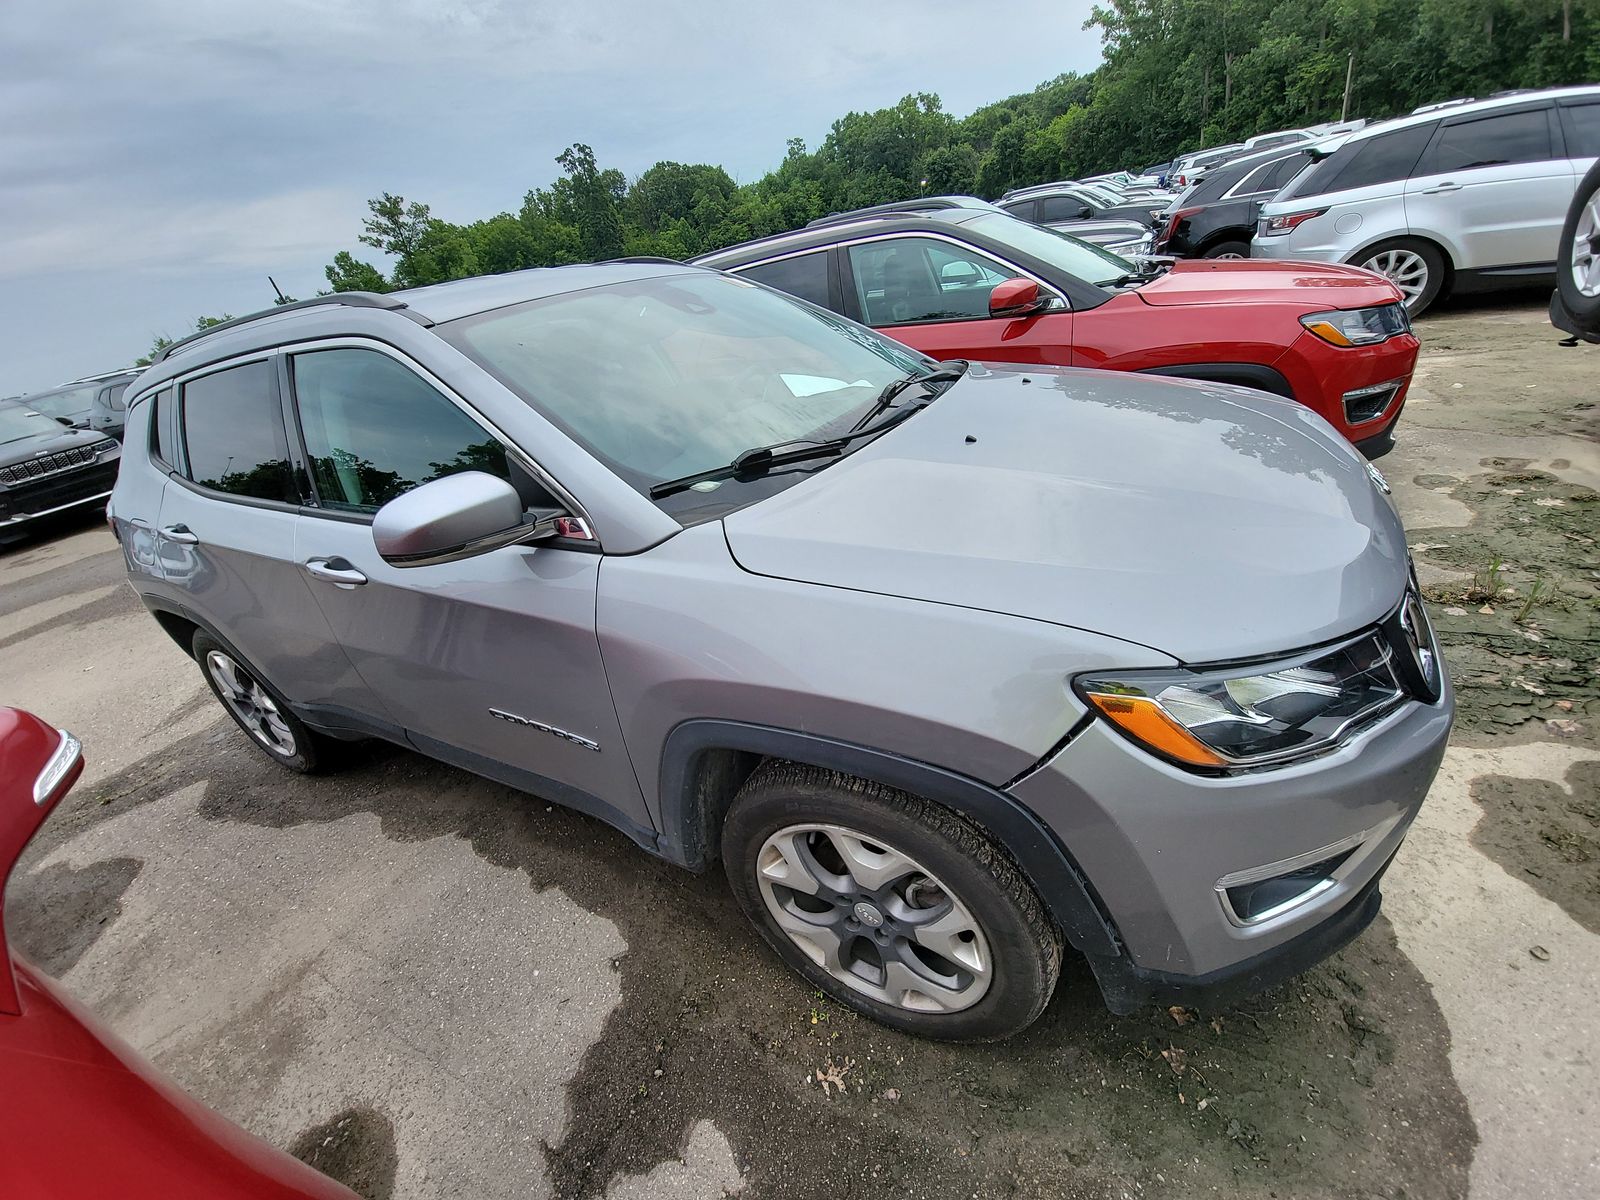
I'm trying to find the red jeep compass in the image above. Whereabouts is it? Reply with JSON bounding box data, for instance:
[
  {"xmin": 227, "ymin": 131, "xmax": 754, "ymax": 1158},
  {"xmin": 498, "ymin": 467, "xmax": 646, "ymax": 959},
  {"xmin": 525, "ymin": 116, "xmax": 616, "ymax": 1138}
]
[{"xmin": 695, "ymin": 208, "xmax": 1418, "ymax": 456}]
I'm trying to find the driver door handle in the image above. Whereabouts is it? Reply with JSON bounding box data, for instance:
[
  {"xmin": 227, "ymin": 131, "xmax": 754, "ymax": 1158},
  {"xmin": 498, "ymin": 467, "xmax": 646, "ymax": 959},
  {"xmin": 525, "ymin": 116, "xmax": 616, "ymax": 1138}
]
[
  {"xmin": 160, "ymin": 524, "xmax": 199, "ymax": 545},
  {"xmin": 1421, "ymin": 182, "xmax": 1462, "ymax": 194},
  {"xmin": 304, "ymin": 557, "xmax": 368, "ymax": 587}
]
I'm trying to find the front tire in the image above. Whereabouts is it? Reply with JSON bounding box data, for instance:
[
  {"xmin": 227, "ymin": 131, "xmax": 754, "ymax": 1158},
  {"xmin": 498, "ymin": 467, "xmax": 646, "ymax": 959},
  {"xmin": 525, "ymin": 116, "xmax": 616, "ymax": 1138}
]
[
  {"xmin": 1557, "ymin": 157, "xmax": 1600, "ymax": 326},
  {"xmin": 192, "ymin": 632, "xmax": 333, "ymax": 773},
  {"xmin": 1203, "ymin": 239, "xmax": 1250, "ymax": 259},
  {"xmin": 1354, "ymin": 238, "xmax": 1446, "ymax": 316},
  {"xmin": 722, "ymin": 762, "xmax": 1061, "ymax": 1041}
]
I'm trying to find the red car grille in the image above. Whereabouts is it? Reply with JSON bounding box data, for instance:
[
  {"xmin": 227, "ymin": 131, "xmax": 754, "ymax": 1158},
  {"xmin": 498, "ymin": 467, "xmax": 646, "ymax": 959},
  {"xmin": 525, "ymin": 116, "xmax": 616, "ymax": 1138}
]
[{"xmin": 0, "ymin": 444, "xmax": 99, "ymax": 485}]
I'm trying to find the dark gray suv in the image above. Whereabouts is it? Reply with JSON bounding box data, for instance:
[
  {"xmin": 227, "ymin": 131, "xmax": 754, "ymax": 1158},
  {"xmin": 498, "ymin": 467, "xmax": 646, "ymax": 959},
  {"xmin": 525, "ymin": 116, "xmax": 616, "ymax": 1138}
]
[{"xmin": 111, "ymin": 263, "xmax": 1452, "ymax": 1039}]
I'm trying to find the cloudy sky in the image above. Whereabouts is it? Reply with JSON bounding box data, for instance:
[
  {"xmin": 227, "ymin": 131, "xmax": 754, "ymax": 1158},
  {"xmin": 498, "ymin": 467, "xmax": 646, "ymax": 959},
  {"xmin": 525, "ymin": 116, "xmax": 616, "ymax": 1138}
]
[{"xmin": 0, "ymin": 0, "xmax": 1100, "ymax": 394}]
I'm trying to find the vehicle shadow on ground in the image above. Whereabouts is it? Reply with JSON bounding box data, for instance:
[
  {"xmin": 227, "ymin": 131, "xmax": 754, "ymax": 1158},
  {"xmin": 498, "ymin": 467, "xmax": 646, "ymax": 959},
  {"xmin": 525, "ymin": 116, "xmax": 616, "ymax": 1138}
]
[{"xmin": 13, "ymin": 726, "xmax": 1476, "ymax": 1200}]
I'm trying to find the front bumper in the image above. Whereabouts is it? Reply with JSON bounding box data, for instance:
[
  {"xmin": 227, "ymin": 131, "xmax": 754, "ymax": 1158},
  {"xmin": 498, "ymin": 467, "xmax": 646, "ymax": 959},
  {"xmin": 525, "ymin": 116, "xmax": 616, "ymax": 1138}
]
[
  {"xmin": 1010, "ymin": 666, "xmax": 1452, "ymax": 1010},
  {"xmin": 0, "ymin": 461, "xmax": 119, "ymax": 528},
  {"xmin": 1272, "ymin": 328, "xmax": 1418, "ymax": 444}
]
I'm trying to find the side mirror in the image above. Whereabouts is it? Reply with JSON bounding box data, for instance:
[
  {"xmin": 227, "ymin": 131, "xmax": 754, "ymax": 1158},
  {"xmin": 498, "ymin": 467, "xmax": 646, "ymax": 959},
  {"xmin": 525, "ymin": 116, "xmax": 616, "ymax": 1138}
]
[
  {"xmin": 372, "ymin": 471, "xmax": 560, "ymax": 568},
  {"xmin": 1076, "ymin": 205, "xmax": 1094, "ymax": 220},
  {"xmin": 0, "ymin": 708, "xmax": 83, "ymax": 1015},
  {"xmin": 989, "ymin": 277, "xmax": 1047, "ymax": 318}
]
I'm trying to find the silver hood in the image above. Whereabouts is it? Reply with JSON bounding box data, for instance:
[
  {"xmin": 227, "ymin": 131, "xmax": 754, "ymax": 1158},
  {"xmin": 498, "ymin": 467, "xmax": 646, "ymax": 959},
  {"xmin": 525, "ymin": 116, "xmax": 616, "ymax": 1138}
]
[{"xmin": 722, "ymin": 366, "xmax": 1408, "ymax": 663}]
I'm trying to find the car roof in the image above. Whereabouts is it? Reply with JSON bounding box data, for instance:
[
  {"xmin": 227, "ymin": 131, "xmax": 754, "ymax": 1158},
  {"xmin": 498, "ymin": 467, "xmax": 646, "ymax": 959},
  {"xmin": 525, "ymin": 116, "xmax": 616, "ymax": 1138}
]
[
  {"xmin": 691, "ymin": 209, "xmax": 996, "ymax": 268},
  {"xmin": 1350, "ymin": 84, "xmax": 1600, "ymax": 140},
  {"xmin": 804, "ymin": 195, "xmax": 1001, "ymax": 228},
  {"xmin": 144, "ymin": 260, "xmax": 702, "ymax": 373}
]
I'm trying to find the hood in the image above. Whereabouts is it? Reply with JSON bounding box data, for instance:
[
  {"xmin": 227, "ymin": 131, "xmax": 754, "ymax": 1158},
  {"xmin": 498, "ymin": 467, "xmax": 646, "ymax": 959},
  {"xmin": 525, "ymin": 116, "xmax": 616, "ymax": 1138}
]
[
  {"xmin": 1132, "ymin": 259, "xmax": 1403, "ymax": 309},
  {"xmin": 0, "ymin": 422, "xmax": 115, "ymax": 470},
  {"xmin": 721, "ymin": 366, "xmax": 1408, "ymax": 663}
]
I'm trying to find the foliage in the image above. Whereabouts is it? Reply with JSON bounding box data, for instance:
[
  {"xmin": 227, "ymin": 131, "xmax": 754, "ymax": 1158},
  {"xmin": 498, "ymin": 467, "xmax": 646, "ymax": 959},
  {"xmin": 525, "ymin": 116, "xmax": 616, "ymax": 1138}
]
[{"xmin": 282, "ymin": 2, "xmax": 1587, "ymax": 294}]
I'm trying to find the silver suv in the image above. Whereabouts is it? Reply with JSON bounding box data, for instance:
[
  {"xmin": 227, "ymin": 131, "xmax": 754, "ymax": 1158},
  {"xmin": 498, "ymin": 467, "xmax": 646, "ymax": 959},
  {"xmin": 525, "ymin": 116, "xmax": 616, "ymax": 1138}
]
[
  {"xmin": 111, "ymin": 264, "xmax": 1453, "ymax": 1039},
  {"xmin": 1255, "ymin": 86, "xmax": 1600, "ymax": 314}
]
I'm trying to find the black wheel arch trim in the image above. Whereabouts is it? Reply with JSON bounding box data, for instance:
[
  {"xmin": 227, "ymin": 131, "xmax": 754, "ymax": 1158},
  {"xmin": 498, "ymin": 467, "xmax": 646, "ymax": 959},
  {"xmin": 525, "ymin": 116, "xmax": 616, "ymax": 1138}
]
[
  {"xmin": 657, "ymin": 718, "xmax": 1123, "ymax": 958},
  {"xmin": 1136, "ymin": 362, "xmax": 1295, "ymax": 399}
]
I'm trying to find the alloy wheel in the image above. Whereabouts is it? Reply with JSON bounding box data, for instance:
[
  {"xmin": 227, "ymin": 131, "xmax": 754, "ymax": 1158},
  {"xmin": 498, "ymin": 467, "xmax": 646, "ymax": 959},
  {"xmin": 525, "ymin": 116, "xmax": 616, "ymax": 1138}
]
[
  {"xmin": 754, "ymin": 823, "xmax": 992, "ymax": 1013},
  {"xmin": 205, "ymin": 650, "xmax": 298, "ymax": 757},
  {"xmin": 1214, "ymin": 250, "xmax": 1246, "ymax": 259},
  {"xmin": 1360, "ymin": 248, "xmax": 1430, "ymax": 306},
  {"xmin": 1573, "ymin": 187, "xmax": 1600, "ymax": 299}
]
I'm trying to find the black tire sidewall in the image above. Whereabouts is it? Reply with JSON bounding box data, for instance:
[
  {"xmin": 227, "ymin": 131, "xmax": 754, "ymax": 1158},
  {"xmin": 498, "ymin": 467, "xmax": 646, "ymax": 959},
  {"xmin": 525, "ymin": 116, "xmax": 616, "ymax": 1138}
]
[
  {"xmin": 722, "ymin": 767, "xmax": 1059, "ymax": 1042},
  {"xmin": 1556, "ymin": 159, "xmax": 1600, "ymax": 322},
  {"xmin": 192, "ymin": 632, "xmax": 322, "ymax": 773},
  {"xmin": 1203, "ymin": 239, "xmax": 1251, "ymax": 259},
  {"xmin": 1355, "ymin": 237, "xmax": 1445, "ymax": 316}
]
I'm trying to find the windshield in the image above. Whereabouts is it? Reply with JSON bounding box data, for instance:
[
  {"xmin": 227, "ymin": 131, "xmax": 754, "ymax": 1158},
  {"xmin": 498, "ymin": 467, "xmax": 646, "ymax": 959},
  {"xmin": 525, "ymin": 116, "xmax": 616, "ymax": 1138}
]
[
  {"xmin": 442, "ymin": 271, "xmax": 933, "ymax": 511},
  {"xmin": 0, "ymin": 404, "xmax": 54, "ymax": 445},
  {"xmin": 960, "ymin": 212, "xmax": 1135, "ymax": 288},
  {"xmin": 22, "ymin": 384, "xmax": 97, "ymax": 420}
]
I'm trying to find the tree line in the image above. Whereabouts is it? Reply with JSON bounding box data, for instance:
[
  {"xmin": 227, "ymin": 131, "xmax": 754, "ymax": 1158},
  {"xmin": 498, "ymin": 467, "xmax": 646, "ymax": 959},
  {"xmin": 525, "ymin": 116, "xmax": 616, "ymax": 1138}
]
[{"xmin": 155, "ymin": 0, "xmax": 1600, "ymax": 348}]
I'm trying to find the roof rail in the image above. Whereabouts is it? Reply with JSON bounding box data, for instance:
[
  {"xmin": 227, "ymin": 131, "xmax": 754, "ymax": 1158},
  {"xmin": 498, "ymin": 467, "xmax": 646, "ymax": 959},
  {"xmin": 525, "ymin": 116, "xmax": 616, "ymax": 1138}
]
[
  {"xmin": 600, "ymin": 255, "xmax": 682, "ymax": 265},
  {"xmin": 151, "ymin": 292, "xmax": 424, "ymax": 364}
]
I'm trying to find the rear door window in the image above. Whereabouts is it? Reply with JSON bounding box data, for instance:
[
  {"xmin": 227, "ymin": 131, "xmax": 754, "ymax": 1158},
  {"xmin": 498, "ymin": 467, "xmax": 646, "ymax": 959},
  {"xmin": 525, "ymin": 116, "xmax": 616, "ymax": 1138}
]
[
  {"xmin": 1038, "ymin": 195, "xmax": 1091, "ymax": 222},
  {"xmin": 1429, "ymin": 108, "xmax": 1554, "ymax": 172},
  {"xmin": 1000, "ymin": 199, "xmax": 1037, "ymax": 221},
  {"xmin": 737, "ymin": 251, "xmax": 832, "ymax": 308},
  {"xmin": 1560, "ymin": 100, "xmax": 1600, "ymax": 158},
  {"xmin": 290, "ymin": 347, "xmax": 513, "ymax": 514},
  {"xmin": 180, "ymin": 360, "xmax": 294, "ymax": 502}
]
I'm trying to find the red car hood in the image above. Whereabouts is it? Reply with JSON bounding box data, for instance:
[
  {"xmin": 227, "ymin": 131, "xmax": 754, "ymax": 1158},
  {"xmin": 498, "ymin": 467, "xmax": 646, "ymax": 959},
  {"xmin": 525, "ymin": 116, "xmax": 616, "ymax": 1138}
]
[{"xmin": 1132, "ymin": 259, "xmax": 1403, "ymax": 309}]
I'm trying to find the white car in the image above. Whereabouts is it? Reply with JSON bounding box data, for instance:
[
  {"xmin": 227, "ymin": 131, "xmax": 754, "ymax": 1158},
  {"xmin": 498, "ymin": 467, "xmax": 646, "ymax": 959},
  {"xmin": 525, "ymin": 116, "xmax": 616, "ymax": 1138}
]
[{"xmin": 1254, "ymin": 86, "xmax": 1600, "ymax": 314}]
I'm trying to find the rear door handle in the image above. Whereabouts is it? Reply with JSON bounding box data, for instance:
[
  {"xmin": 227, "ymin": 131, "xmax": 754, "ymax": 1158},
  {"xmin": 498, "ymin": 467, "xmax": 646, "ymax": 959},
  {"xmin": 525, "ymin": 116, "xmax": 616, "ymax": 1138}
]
[
  {"xmin": 160, "ymin": 524, "xmax": 199, "ymax": 545},
  {"xmin": 1421, "ymin": 182, "xmax": 1462, "ymax": 194},
  {"xmin": 304, "ymin": 557, "xmax": 368, "ymax": 588}
]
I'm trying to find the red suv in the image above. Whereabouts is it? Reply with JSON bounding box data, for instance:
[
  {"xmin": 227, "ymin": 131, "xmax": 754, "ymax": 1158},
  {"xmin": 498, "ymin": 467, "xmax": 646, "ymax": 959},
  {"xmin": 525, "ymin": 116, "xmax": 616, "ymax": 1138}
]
[{"xmin": 694, "ymin": 208, "xmax": 1418, "ymax": 456}]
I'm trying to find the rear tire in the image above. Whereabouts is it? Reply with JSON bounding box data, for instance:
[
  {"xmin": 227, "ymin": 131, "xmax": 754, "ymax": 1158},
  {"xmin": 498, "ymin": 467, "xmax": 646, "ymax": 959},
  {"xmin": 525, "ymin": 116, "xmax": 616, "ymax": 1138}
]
[
  {"xmin": 1203, "ymin": 239, "xmax": 1250, "ymax": 259},
  {"xmin": 192, "ymin": 632, "xmax": 336, "ymax": 774},
  {"xmin": 721, "ymin": 762, "xmax": 1061, "ymax": 1041},
  {"xmin": 1557, "ymin": 157, "xmax": 1600, "ymax": 325},
  {"xmin": 1353, "ymin": 238, "xmax": 1446, "ymax": 316}
]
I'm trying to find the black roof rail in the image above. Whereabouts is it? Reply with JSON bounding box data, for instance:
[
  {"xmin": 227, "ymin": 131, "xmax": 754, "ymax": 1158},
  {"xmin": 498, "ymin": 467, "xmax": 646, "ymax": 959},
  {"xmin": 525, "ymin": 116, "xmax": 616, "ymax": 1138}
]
[
  {"xmin": 151, "ymin": 292, "xmax": 424, "ymax": 364},
  {"xmin": 600, "ymin": 255, "xmax": 682, "ymax": 265}
]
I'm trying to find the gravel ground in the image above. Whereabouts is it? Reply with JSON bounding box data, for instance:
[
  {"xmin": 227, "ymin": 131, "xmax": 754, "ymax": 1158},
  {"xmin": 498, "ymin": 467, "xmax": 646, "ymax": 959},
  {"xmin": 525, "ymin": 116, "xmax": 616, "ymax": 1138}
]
[{"xmin": 2, "ymin": 294, "xmax": 1595, "ymax": 1199}]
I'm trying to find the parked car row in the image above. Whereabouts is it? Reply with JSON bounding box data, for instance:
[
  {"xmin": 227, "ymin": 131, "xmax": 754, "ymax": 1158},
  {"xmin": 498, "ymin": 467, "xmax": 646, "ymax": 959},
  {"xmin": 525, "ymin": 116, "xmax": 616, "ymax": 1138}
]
[{"xmin": 999, "ymin": 88, "xmax": 1598, "ymax": 316}]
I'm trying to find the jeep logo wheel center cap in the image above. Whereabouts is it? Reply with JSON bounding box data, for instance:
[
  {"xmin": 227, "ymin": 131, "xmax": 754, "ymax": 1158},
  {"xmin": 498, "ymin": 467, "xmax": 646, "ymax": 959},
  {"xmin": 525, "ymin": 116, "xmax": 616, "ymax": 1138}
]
[{"xmin": 852, "ymin": 901, "xmax": 885, "ymax": 928}]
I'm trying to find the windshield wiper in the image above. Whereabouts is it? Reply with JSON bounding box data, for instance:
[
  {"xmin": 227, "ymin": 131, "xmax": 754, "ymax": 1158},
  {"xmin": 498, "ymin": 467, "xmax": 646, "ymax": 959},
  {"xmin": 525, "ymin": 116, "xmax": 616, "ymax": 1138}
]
[
  {"xmin": 848, "ymin": 361, "xmax": 969, "ymax": 433},
  {"xmin": 649, "ymin": 362, "xmax": 969, "ymax": 501}
]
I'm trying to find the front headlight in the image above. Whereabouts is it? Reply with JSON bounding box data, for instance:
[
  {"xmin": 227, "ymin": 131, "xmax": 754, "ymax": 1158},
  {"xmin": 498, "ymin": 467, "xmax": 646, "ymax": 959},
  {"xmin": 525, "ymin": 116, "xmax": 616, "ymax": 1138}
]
[
  {"xmin": 1075, "ymin": 630, "xmax": 1409, "ymax": 772},
  {"xmin": 1300, "ymin": 304, "xmax": 1410, "ymax": 347}
]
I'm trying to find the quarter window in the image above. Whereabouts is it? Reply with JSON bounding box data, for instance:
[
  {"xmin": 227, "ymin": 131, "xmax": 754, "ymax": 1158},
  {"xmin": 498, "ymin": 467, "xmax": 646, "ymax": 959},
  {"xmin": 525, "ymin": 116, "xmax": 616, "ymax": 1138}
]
[
  {"xmin": 181, "ymin": 362, "xmax": 293, "ymax": 501},
  {"xmin": 737, "ymin": 251, "xmax": 831, "ymax": 308},
  {"xmin": 1300, "ymin": 124, "xmax": 1436, "ymax": 196},
  {"xmin": 847, "ymin": 238, "xmax": 1019, "ymax": 325},
  {"xmin": 149, "ymin": 388, "xmax": 175, "ymax": 467},
  {"xmin": 291, "ymin": 348, "xmax": 512, "ymax": 514},
  {"xmin": 1431, "ymin": 108, "xmax": 1553, "ymax": 172}
]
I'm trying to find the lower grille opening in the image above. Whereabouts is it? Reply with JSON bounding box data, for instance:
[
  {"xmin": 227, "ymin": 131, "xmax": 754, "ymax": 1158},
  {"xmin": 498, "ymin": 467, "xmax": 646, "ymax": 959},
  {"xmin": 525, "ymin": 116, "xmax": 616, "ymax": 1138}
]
[
  {"xmin": 1224, "ymin": 847, "xmax": 1356, "ymax": 924},
  {"xmin": 1343, "ymin": 379, "xmax": 1403, "ymax": 425}
]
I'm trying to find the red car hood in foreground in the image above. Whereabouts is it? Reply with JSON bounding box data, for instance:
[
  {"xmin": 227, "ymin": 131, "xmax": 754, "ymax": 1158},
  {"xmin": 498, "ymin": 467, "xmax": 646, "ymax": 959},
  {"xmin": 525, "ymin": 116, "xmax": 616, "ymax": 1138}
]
[
  {"xmin": 0, "ymin": 706, "xmax": 356, "ymax": 1200},
  {"xmin": 1131, "ymin": 259, "xmax": 1404, "ymax": 308}
]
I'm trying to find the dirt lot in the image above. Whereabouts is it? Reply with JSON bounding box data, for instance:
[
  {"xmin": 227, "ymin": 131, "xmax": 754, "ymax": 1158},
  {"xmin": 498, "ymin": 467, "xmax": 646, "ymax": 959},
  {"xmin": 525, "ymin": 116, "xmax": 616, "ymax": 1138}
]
[{"xmin": 3, "ymin": 295, "xmax": 1596, "ymax": 1200}]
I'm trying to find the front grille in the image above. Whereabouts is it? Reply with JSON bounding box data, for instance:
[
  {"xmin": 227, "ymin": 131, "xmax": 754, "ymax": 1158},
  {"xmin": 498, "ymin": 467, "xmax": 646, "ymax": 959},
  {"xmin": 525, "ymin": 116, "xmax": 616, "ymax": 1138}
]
[
  {"xmin": 0, "ymin": 444, "xmax": 100, "ymax": 485},
  {"xmin": 1, "ymin": 460, "xmax": 118, "ymax": 517}
]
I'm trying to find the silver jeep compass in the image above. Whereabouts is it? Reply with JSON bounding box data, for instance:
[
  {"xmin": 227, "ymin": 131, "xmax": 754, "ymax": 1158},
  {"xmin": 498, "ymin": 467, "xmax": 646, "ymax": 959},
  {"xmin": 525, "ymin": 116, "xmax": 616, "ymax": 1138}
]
[{"xmin": 111, "ymin": 262, "xmax": 1452, "ymax": 1040}]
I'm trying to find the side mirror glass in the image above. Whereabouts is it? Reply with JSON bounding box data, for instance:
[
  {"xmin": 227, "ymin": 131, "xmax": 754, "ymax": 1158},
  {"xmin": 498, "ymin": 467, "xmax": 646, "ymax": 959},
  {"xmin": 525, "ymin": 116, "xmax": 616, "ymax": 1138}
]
[
  {"xmin": 989, "ymin": 277, "xmax": 1046, "ymax": 318},
  {"xmin": 1077, "ymin": 205, "xmax": 1094, "ymax": 220},
  {"xmin": 372, "ymin": 471, "xmax": 559, "ymax": 568}
]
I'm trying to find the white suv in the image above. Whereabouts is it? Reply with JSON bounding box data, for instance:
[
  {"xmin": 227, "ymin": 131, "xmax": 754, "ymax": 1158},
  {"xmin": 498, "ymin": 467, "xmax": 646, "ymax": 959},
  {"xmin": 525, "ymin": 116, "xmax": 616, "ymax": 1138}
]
[{"xmin": 1254, "ymin": 87, "xmax": 1600, "ymax": 314}]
